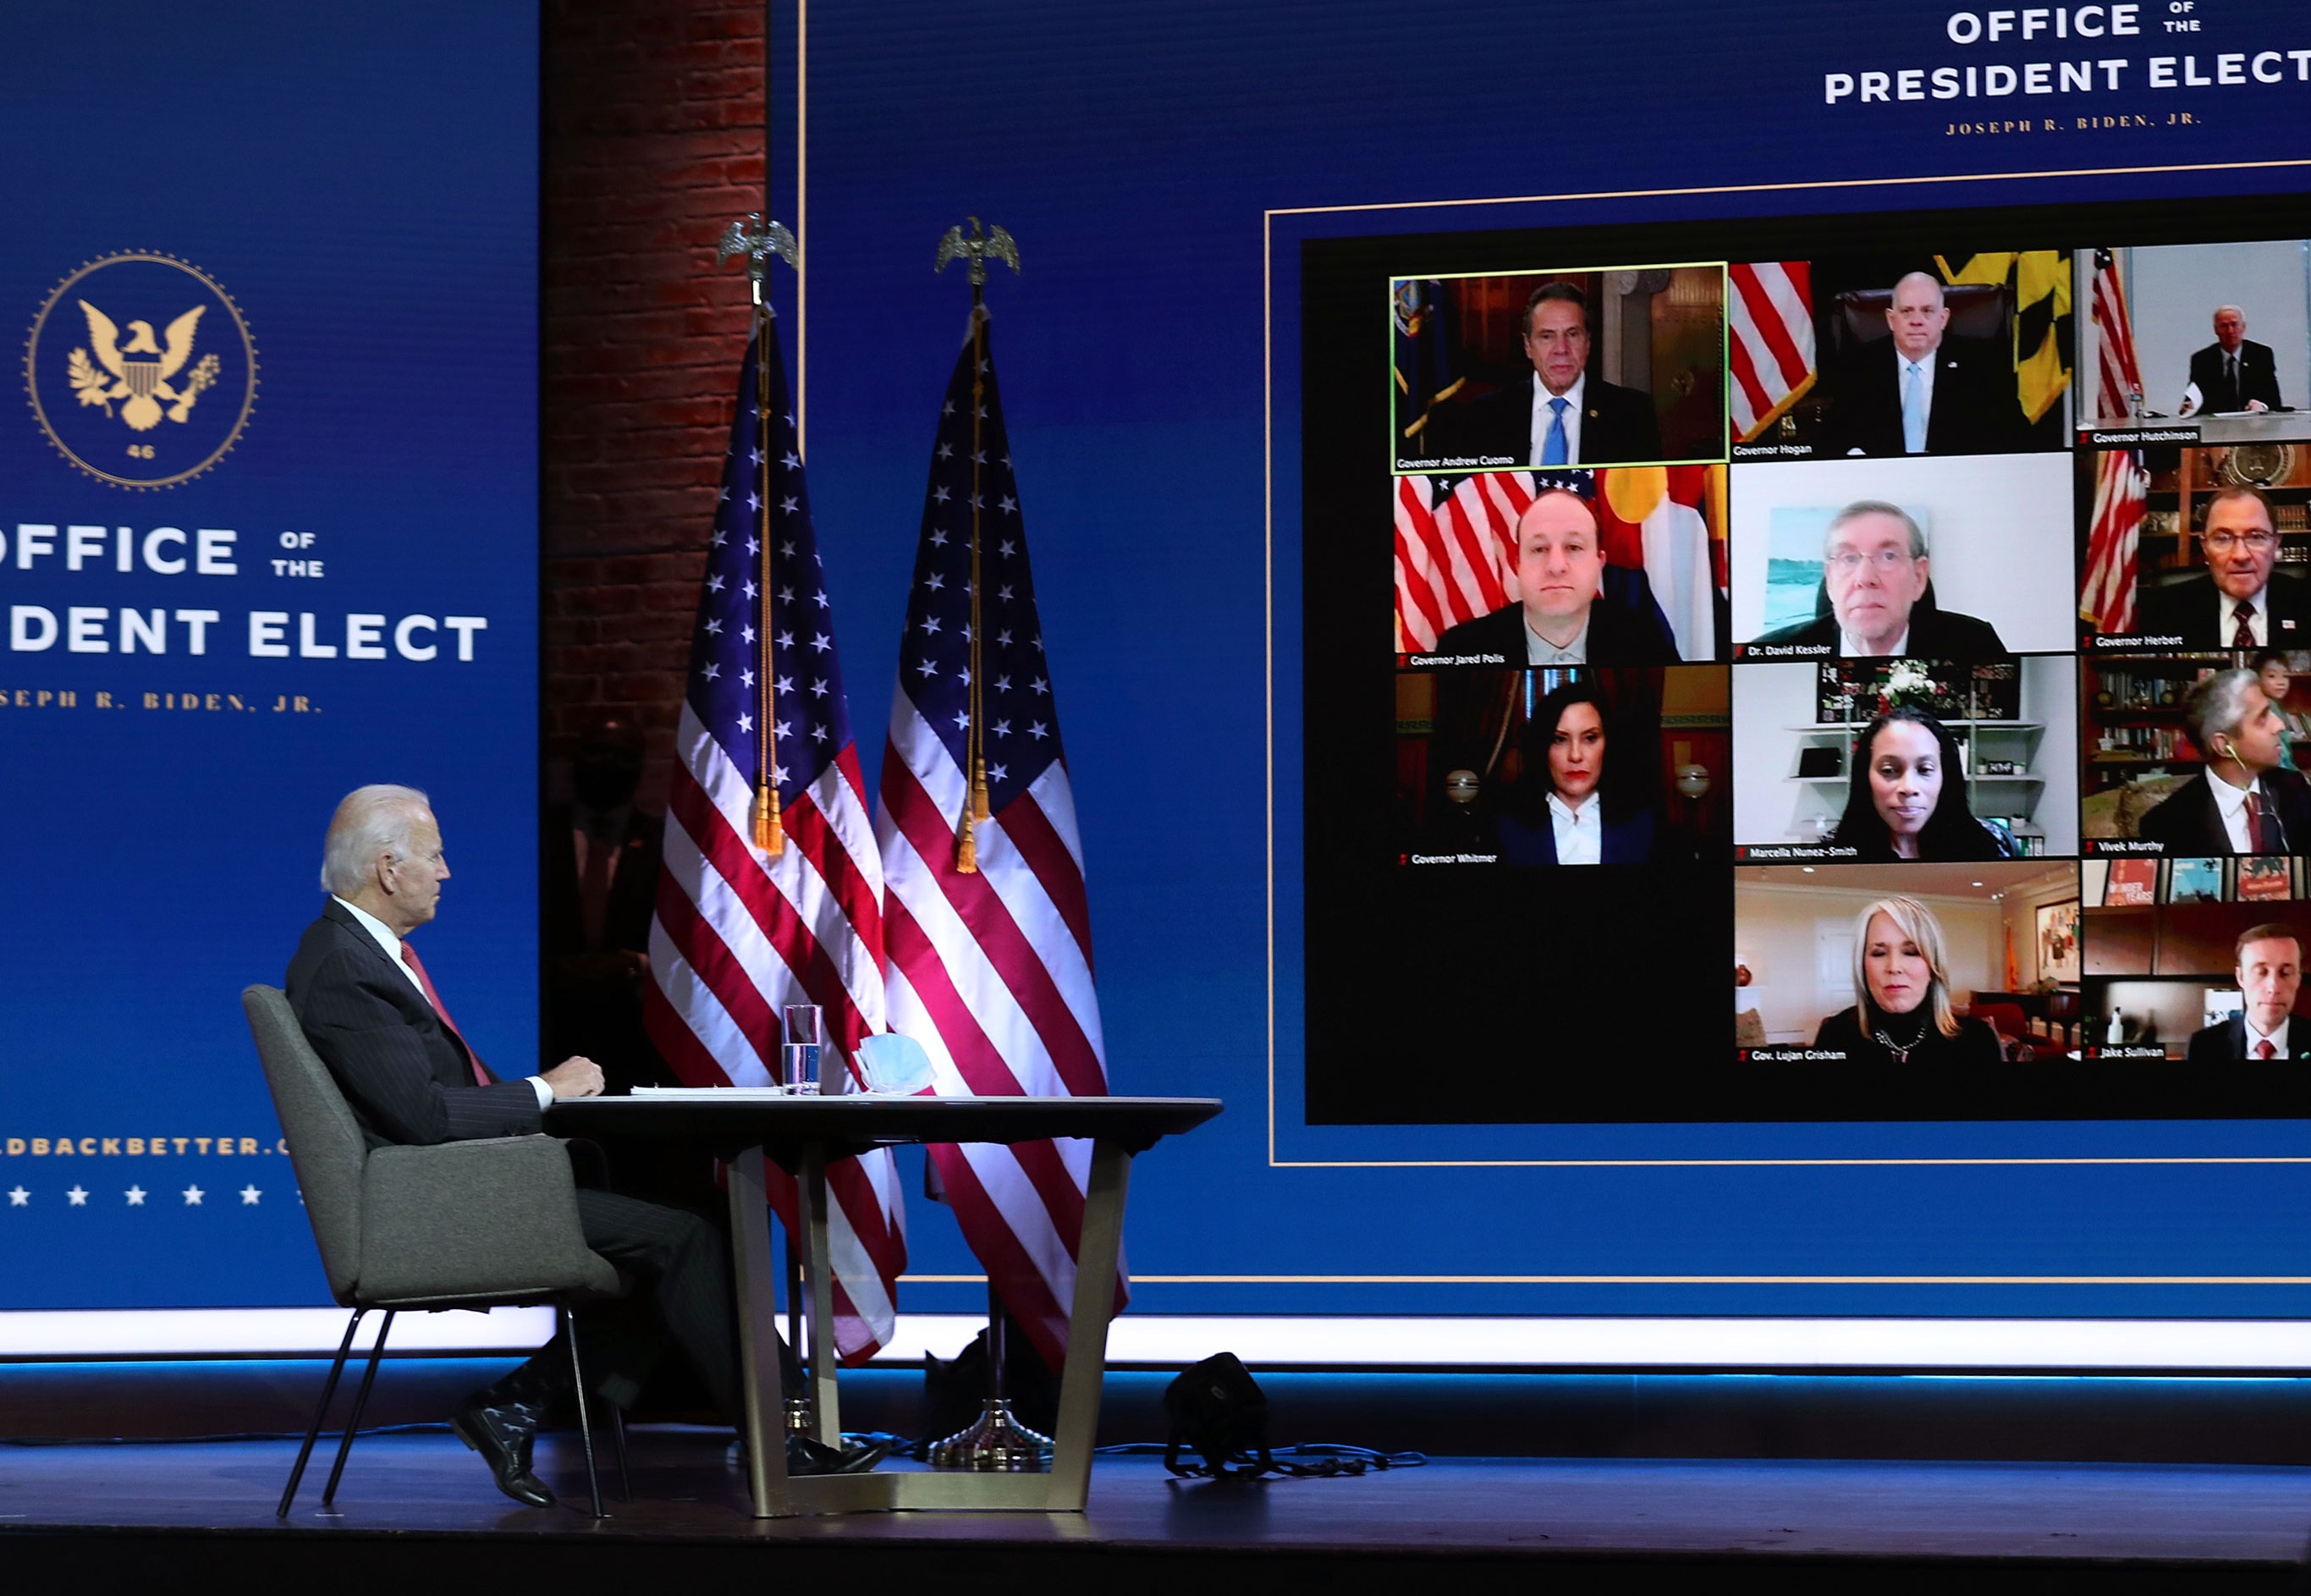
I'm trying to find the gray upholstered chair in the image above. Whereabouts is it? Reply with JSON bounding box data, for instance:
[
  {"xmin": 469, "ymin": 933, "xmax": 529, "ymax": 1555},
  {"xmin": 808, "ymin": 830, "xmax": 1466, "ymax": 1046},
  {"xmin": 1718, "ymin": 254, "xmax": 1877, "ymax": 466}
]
[{"xmin": 242, "ymin": 984, "xmax": 626, "ymax": 1516}]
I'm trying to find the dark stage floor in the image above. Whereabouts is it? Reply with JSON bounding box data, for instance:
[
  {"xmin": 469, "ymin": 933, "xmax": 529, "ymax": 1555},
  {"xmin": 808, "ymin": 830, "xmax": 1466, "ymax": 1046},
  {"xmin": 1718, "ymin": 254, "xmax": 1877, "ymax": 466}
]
[{"xmin": 9, "ymin": 1428, "xmax": 2311, "ymax": 1592}]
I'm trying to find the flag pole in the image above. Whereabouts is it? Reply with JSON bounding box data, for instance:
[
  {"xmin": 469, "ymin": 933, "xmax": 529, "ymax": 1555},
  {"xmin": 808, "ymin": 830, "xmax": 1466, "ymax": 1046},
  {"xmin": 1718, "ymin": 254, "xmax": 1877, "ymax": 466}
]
[
  {"xmin": 718, "ymin": 215, "xmax": 799, "ymax": 856},
  {"xmin": 933, "ymin": 217, "xmax": 1020, "ymax": 875}
]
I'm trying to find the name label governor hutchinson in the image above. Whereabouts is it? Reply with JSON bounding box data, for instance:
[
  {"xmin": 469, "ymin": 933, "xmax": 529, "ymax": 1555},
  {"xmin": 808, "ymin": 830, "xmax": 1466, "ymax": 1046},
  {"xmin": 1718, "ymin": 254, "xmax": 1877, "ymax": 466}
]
[{"xmin": 2, "ymin": 521, "xmax": 487, "ymax": 661}]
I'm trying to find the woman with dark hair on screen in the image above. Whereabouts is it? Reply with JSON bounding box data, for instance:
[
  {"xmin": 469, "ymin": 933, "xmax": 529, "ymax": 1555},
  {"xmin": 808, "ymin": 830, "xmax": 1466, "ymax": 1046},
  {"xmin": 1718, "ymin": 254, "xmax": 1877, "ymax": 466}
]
[
  {"xmin": 1498, "ymin": 679, "xmax": 1659, "ymax": 865},
  {"xmin": 1811, "ymin": 894, "xmax": 2002, "ymax": 1067},
  {"xmin": 1828, "ymin": 705, "xmax": 2017, "ymax": 862}
]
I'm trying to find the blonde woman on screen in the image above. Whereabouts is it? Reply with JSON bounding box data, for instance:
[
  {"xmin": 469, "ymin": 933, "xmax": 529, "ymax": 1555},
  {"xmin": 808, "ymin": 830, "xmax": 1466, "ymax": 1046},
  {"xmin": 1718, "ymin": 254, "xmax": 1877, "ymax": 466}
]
[{"xmin": 1809, "ymin": 895, "xmax": 2001, "ymax": 1067}]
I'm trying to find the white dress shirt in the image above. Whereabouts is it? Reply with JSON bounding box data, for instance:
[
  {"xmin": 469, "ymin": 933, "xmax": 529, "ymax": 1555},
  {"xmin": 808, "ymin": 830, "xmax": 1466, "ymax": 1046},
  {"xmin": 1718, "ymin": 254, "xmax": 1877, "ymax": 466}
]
[
  {"xmin": 1838, "ymin": 624, "xmax": 1911, "ymax": 658},
  {"xmin": 1525, "ymin": 614, "xmax": 1589, "ymax": 665},
  {"xmin": 2246, "ymin": 1015, "xmax": 2291, "ymax": 1059},
  {"xmin": 1546, "ymin": 790, "xmax": 1602, "ymax": 865},
  {"xmin": 1528, "ymin": 372, "xmax": 1587, "ymax": 467},
  {"xmin": 2207, "ymin": 770, "xmax": 2267, "ymax": 853},
  {"xmin": 2218, "ymin": 586, "xmax": 2270, "ymax": 647},
  {"xmin": 333, "ymin": 895, "xmax": 552, "ymax": 1107}
]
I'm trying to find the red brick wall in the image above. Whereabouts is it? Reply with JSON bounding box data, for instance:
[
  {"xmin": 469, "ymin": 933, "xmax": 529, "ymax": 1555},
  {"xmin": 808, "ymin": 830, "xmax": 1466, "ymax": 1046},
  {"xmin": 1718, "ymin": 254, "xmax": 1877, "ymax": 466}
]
[{"xmin": 542, "ymin": 0, "xmax": 764, "ymax": 809}]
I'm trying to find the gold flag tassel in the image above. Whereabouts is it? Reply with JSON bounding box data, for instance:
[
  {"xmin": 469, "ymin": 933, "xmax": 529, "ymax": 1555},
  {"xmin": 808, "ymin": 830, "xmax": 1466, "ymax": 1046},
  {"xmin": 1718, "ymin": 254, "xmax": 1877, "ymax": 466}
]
[
  {"xmin": 955, "ymin": 808, "xmax": 978, "ymax": 874},
  {"xmin": 753, "ymin": 781, "xmax": 784, "ymax": 856}
]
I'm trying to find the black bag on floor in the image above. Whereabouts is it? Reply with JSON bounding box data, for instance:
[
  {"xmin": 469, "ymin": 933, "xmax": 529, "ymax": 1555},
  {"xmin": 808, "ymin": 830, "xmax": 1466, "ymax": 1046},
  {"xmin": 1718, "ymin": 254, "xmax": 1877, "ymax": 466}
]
[{"xmin": 1164, "ymin": 1351, "xmax": 1276, "ymax": 1478}]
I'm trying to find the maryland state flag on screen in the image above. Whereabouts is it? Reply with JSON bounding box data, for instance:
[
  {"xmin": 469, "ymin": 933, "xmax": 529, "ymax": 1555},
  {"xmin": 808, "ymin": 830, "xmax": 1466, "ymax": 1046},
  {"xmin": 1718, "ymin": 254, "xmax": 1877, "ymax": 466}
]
[{"xmin": 1936, "ymin": 250, "xmax": 2074, "ymax": 425}]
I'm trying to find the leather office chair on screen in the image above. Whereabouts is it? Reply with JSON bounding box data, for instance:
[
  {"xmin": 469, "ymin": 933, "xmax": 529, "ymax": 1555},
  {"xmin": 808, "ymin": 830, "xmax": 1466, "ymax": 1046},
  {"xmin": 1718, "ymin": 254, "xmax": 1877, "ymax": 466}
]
[{"xmin": 242, "ymin": 983, "xmax": 626, "ymax": 1516}]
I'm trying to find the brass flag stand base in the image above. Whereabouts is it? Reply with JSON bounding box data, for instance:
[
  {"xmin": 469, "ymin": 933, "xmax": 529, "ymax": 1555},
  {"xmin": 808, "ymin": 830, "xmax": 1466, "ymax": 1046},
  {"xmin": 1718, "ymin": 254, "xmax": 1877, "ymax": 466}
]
[{"xmin": 927, "ymin": 1398, "xmax": 1052, "ymax": 1472}]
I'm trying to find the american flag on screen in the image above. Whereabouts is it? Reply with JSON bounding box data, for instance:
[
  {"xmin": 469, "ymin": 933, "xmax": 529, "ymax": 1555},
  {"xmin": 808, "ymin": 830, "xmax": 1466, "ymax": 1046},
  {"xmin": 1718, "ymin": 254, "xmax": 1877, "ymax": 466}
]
[
  {"xmin": 2091, "ymin": 247, "xmax": 2144, "ymax": 421},
  {"xmin": 1394, "ymin": 469, "xmax": 1721, "ymax": 658},
  {"xmin": 877, "ymin": 310, "xmax": 1124, "ymax": 1370},
  {"xmin": 2082, "ymin": 447, "xmax": 2148, "ymax": 636},
  {"xmin": 1726, "ymin": 261, "xmax": 1816, "ymax": 443},
  {"xmin": 642, "ymin": 320, "xmax": 906, "ymax": 1362}
]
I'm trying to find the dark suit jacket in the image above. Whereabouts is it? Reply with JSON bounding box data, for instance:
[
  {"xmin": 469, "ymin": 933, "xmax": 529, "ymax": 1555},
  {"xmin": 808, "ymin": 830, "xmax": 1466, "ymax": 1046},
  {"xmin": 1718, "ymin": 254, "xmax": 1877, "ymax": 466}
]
[
  {"xmin": 2185, "ymin": 1015, "xmax": 2311, "ymax": 1062},
  {"xmin": 1428, "ymin": 563, "xmax": 1683, "ymax": 663},
  {"xmin": 1819, "ymin": 336, "xmax": 2028, "ymax": 456},
  {"xmin": 2187, "ymin": 339, "xmax": 2283, "ymax": 413},
  {"xmin": 1498, "ymin": 803, "xmax": 1657, "ymax": 865},
  {"xmin": 1436, "ymin": 374, "xmax": 1664, "ymax": 467},
  {"xmin": 1749, "ymin": 598, "xmax": 2008, "ymax": 658},
  {"xmin": 285, "ymin": 900, "xmax": 543, "ymax": 1149},
  {"xmin": 2132, "ymin": 572, "xmax": 2311, "ymax": 647},
  {"xmin": 2136, "ymin": 766, "xmax": 2311, "ymax": 856}
]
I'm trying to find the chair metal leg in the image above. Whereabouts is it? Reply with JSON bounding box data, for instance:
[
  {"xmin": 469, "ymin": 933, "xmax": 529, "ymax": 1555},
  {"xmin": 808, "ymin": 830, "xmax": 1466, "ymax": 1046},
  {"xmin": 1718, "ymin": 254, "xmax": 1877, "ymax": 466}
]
[
  {"xmin": 321, "ymin": 1308, "xmax": 394, "ymax": 1505},
  {"xmin": 278, "ymin": 1308, "xmax": 364, "ymax": 1516},
  {"xmin": 609, "ymin": 1403, "xmax": 631, "ymax": 1502},
  {"xmin": 565, "ymin": 1308, "xmax": 606, "ymax": 1518}
]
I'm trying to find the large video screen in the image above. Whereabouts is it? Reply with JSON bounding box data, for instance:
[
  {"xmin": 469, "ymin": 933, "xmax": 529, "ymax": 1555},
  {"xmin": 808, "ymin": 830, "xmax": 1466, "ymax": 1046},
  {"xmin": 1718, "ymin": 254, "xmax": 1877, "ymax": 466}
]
[{"xmin": 1305, "ymin": 195, "xmax": 2311, "ymax": 1124}]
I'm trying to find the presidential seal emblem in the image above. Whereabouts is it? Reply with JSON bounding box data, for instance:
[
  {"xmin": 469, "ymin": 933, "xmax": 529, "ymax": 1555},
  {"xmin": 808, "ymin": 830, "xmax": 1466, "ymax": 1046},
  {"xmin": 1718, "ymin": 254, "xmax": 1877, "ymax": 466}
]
[{"xmin": 24, "ymin": 251, "xmax": 256, "ymax": 489}]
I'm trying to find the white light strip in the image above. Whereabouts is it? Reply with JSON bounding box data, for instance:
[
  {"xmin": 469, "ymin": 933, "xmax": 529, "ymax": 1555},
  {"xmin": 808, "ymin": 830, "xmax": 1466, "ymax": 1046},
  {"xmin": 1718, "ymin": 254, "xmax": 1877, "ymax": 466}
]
[{"xmin": 9, "ymin": 1310, "xmax": 2311, "ymax": 1370}]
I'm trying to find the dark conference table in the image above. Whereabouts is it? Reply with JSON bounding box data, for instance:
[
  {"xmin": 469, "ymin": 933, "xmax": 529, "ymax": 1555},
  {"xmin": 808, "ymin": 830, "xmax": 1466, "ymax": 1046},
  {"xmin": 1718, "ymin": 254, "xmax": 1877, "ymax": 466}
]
[{"xmin": 544, "ymin": 1093, "xmax": 1223, "ymax": 1517}]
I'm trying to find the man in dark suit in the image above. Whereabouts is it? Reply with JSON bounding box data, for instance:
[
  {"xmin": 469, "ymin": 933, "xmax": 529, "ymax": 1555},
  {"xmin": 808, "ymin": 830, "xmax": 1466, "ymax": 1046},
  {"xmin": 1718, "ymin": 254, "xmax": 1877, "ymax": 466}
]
[
  {"xmin": 1819, "ymin": 272, "xmax": 2028, "ymax": 457},
  {"xmin": 2184, "ymin": 924, "xmax": 2310, "ymax": 1061},
  {"xmin": 2138, "ymin": 668, "xmax": 2311, "ymax": 856},
  {"xmin": 2133, "ymin": 486, "xmax": 2311, "ymax": 647},
  {"xmin": 1747, "ymin": 500, "xmax": 2007, "ymax": 658},
  {"xmin": 1433, "ymin": 281, "xmax": 1664, "ymax": 467},
  {"xmin": 1428, "ymin": 479, "xmax": 1681, "ymax": 663},
  {"xmin": 2183, "ymin": 305, "xmax": 2283, "ymax": 415},
  {"xmin": 286, "ymin": 784, "xmax": 801, "ymax": 1507}
]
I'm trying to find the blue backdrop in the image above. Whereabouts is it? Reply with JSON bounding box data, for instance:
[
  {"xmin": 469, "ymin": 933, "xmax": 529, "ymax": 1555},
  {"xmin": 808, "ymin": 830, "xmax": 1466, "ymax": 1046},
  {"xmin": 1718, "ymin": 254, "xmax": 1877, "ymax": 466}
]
[{"xmin": 13, "ymin": 0, "xmax": 2311, "ymax": 1324}]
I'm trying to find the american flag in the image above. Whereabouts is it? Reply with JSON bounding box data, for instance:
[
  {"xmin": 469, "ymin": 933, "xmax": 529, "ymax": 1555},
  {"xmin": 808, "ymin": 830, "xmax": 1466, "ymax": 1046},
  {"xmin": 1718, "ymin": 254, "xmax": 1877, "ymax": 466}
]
[
  {"xmin": 2082, "ymin": 446, "xmax": 2147, "ymax": 635},
  {"xmin": 1727, "ymin": 261, "xmax": 1815, "ymax": 443},
  {"xmin": 1394, "ymin": 470, "xmax": 1530, "ymax": 653},
  {"xmin": 2091, "ymin": 247, "xmax": 2144, "ymax": 421},
  {"xmin": 877, "ymin": 310, "xmax": 1122, "ymax": 1370},
  {"xmin": 642, "ymin": 319, "xmax": 906, "ymax": 1362}
]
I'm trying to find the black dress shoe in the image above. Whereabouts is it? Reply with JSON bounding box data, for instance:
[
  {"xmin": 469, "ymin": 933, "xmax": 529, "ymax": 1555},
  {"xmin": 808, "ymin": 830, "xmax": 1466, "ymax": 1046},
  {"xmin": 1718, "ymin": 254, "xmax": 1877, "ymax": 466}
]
[
  {"xmin": 724, "ymin": 1433, "xmax": 893, "ymax": 1477},
  {"xmin": 450, "ymin": 1396, "xmax": 556, "ymax": 1508}
]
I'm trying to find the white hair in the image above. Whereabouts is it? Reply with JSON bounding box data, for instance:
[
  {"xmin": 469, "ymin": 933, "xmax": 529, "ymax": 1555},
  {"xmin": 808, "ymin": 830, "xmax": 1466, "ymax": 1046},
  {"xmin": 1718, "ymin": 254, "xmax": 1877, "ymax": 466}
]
[{"xmin": 321, "ymin": 784, "xmax": 433, "ymax": 895}]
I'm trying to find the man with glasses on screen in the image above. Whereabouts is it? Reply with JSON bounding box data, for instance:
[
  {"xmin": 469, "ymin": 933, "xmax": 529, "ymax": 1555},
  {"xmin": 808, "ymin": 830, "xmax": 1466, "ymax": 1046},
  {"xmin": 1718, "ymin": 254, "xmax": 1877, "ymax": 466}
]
[
  {"xmin": 2135, "ymin": 486, "xmax": 2311, "ymax": 647},
  {"xmin": 1748, "ymin": 500, "xmax": 2006, "ymax": 658},
  {"xmin": 2183, "ymin": 925, "xmax": 2311, "ymax": 1062}
]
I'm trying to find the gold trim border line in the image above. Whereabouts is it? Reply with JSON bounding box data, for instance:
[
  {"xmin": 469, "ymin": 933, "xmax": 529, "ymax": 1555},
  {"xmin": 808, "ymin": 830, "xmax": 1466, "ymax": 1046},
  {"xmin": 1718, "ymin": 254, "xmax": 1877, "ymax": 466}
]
[{"xmin": 1262, "ymin": 151, "xmax": 2311, "ymax": 1172}]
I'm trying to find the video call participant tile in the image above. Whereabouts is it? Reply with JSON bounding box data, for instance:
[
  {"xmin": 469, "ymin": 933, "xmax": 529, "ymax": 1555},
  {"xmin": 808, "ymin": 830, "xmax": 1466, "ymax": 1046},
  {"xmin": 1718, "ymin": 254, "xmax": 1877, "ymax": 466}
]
[
  {"xmin": 1728, "ymin": 454, "xmax": 2074, "ymax": 661},
  {"xmin": 1395, "ymin": 664, "xmax": 1729, "ymax": 867},
  {"xmin": 2080, "ymin": 453, "xmax": 2311, "ymax": 652},
  {"xmin": 2074, "ymin": 240, "xmax": 2311, "ymax": 448},
  {"xmin": 1731, "ymin": 655, "xmax": 2077, "ymax": 862},
  {"xmin": 2083, "ymin": 651, "xmax": 2311, "ymax": 857},
  {"xmin": 1729, "ymin": 251, "xmax": 2069, "ymax": 461},
  {"xmin": 1391, "ymin": 267, "xmax": 1726, "ymax": 476},
  {"xmin": 1394, "ymin": 467, "xmax": 1726, "ymax": 666},
  {"xmin": 2082, "ymin": 853, "xmax": 2311, "ymax": 1063},
  {"xmin": 1733, "ymin": 861, "xmax": 2080, "ymax": 1069}
]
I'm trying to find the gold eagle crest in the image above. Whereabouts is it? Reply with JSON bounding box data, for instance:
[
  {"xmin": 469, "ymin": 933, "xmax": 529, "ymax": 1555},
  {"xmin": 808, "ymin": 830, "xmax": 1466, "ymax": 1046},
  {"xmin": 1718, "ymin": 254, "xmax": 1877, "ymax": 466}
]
[{"xmin": 66, "ymin": 300, "xmax": 219, "ymax": 432}]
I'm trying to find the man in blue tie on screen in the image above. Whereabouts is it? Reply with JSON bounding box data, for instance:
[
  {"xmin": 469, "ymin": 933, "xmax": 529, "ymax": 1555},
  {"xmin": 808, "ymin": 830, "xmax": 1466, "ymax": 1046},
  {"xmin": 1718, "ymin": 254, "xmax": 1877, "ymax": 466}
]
[
  {"xmin": 1822, "ymin": 272, "xmax": 2028, "ymax": 457},
  {"xmin": 1436, "ymin": 282, "xmax": 1664, "ymax": 468}
]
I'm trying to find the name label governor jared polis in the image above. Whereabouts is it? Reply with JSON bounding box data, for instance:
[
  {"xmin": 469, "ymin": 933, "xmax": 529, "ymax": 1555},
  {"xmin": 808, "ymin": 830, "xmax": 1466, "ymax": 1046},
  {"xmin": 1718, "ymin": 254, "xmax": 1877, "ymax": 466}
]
[{"xmin": 0, "ymin": 522, "xmax": 487, "ymax": 660}]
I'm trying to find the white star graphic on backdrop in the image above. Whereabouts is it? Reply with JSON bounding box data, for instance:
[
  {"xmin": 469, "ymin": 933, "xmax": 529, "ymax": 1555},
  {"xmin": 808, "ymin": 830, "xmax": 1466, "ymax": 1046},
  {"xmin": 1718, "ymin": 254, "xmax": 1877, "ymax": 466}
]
[
  {"xmin": 998, "ymin": 585, "xmax": 1014, "ymax": 602},
  {"xmin": 779, "ymin": 586, "xmax": 795, "ymax": 603},
  {"xmin": 125, "ymin": 1186, "xmax": 146, "ymax": 1206},
  {"xmin": 996, "ymin": 630, "xmax": 1014, "ymax": 647},
  {"xmin": 933, "ymin": 487, "xmax": 950, "ymax": 504},
  {"xmin": 810, "ymin": 633, "xmax": 831, "ymax": 653},
  {"xmin": 943, "ymin": 399, "xmax": 955, "ymax": 416},
  {"xmin": 925, "ymin": 574, "xmax": 944, "ymax": 591},
  {"xmin": 702, "ymin": 662, "xmax": 719, "ymax": 680},
  {"xmin": 746, "ymin": 492, "xmax": 760, "ymax": 513},
  {"xmin": 956, "ymin": 666, "xmax": 971, "ymax": 687},
  {"xmin": 741, "ymin": 625, "xmax": 756, "ymax": 645},
  {"xmin": 916, "ymin": 659, "xmax": 938, "ymax": 678},
  {"xmin": 737, "ymin": 713, "xmax": 754, "ymax": 733},
  {"xmin": 707, "ymin": 574, "xmax": 724, "ymax": 592},
  {"xmin": 999, "ymin": 539, "xmax": 1016, "ymax": 557},
  {"xmin": 740, "ymin": 668, "xmax": 755, "ymax": 689},
  {"xmin": 782, "ymin": 541, "xmax": 796, "ymax": 558},
  {"xmin": 781, "ymin": 497, "xmax": 799, "ymax": 515},
  {"xmin": 951, "ymin": 709, "xmax": 971, "ymax": 730},
  {"xmin": 810, "ymin": 724, "xmax": 828, "ymax": 743},
  {"xmin": 776, "ymin": 630, "xmax": 795, "ymax": 648},
  {"xmin": 1027, "ymin": 721, "xmax": 1050, "ymax": 740},
  {"xmin": 746, "ymin": 537, "xmax": 760, "ymax": 556},
  {"xmin": 8, "ymin": 1187, "xmax": 27, "ymax": 1207},
  {"xmin": 705, "ymin": 619, "xmax": 722, "ymax": 635},
  {"xmin": 241, "ymin": 1186, "xmax": 261, "ymax": 1205},
  {"xmin": 774, "ymin": 674, "xmax": 794, "ymax": 695},
  {"xmin": 999, "ymin": 495, "xmax": 1017, "ymax": 515},
  {"xmin": 991, "ymin": 719, "xmax": 1011, "ymax": 739},
  {"xmin": 182, "ymin": 1185, "xmax": 204, "ymax": 1206},
  {"xmin": 1032, "ymin": 636, "xmax": 1045, "ymax": 652},
  {"xmin": 750, "ymin": 445, "xmax": 763, "ymax": 466},
  {"xmin": 782, "ymin": 451, "xmax": 801, "ymax": 471},
  {"xmin": 937, "ymin": 443, "xmax": 953, "ymax": 459},
  {"xmin": 813, "ymin": 591, "xmax": 829, "ymax": 608},
  {"xmin": 1032, "ymin": 677, "xmax": 1049, "ymax": 696},
  {"xmin": 773, "ymin": 719, "xmax": 792, "ymax": 741},
  {"xmin": 810, "ymin": 679, "xmax": 828, "ymax": 698},
  {"xmin": 66, "ymin": 1186, "xmax": 86, "ymax": 1206},
  {"xmin": 922, "ymin": 617, "xmax": 943, "ymax": 636},
  {"xmin": 742, "ymin": 580, "xmax": 757, "ymax": 600},
  {"xmin": 712, "ymin": 526, "xmax": 726, "ymax": 542},
  {"xmin": 993, "ymin": 675, "xmax": 1012, "ymax": 693},
  {"xmin": 988, "ymin": 763, "xmax": 1008, "ymax": 783},
  {"xmin": 930, "ymin": 529, "xmax": 949, "ymax": 547}
]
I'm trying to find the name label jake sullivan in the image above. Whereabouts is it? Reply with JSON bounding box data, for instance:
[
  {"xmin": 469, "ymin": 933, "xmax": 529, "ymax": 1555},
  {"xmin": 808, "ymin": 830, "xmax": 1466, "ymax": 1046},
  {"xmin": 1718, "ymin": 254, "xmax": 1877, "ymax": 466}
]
[{"xmin": 1, "ymin": 523, "xmax": 489, "ymax": 669}]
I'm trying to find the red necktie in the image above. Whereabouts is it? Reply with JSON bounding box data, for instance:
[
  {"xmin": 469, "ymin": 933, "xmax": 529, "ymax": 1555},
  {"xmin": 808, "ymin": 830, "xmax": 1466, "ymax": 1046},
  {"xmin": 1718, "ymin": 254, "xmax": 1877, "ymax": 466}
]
[
  {"xmin": 2233, "ymin": 600, "xmax": 2258, "ymax": 649},
  {"xmin": 400, "ymin": 941, "xmax": 491, "ymax": 1087},
  {"xmin": 2258, "ymin": 1039, "xmax": 2277, "ymax": 1060},
  {"xmin": 2247, "ymin": 790, "xmax": 2281, "ymax": 853}
]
